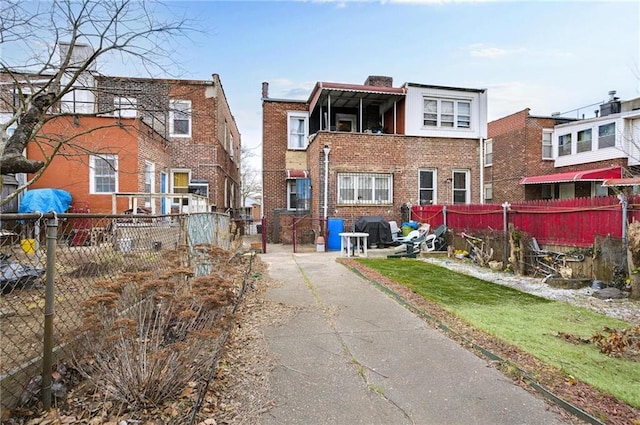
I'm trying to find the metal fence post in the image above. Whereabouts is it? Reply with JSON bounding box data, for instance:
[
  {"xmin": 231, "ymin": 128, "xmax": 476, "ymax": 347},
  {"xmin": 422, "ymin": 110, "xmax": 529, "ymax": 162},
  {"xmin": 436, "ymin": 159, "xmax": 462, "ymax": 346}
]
[
  {"xmin": 502, "ymin": 202, "xmax": 511, "ymax": 266},
  {"xmin": 42, "ymin": 214, "xmax": 58, "ymax": 409},
  {"xmin": 442, "ymin": 205, "xmax": 447, "ymax": 228}
]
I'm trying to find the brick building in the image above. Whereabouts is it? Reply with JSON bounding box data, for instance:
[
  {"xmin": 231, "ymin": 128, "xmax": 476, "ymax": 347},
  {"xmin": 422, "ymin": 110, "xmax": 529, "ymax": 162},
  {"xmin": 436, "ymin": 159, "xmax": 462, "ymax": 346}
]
[
  {"xmin": 262, "ymin": 75, "xmax": 488, "ymax": 242},
  {"xmin": 1, "ymin": 65, "xmax": 241, "ymax": 213},
  {"xmin": 487, "ymin": 93, "xmax": 638, "ymax": 203}
]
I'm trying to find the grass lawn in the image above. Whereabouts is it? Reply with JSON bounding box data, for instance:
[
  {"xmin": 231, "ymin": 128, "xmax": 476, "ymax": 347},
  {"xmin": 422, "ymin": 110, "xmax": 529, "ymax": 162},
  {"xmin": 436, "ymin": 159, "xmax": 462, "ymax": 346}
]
[{"xmin": 356, "ymin": 258, "xmax": 640, "ymax": 408}]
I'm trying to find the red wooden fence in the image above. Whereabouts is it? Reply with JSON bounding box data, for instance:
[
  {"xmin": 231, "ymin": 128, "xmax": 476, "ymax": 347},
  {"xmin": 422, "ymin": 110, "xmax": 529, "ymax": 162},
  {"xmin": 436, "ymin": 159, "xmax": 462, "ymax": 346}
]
[{"xmin": 412, "ymin": 195, "xmax": 640, "ymax": 247}]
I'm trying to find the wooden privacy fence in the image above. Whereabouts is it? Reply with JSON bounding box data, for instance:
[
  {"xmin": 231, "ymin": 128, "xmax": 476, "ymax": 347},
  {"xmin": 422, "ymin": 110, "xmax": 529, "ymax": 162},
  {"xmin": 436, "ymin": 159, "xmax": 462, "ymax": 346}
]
[{"xmin": 412, "ymin": 195, "xmax": 639, "ymax": 247}]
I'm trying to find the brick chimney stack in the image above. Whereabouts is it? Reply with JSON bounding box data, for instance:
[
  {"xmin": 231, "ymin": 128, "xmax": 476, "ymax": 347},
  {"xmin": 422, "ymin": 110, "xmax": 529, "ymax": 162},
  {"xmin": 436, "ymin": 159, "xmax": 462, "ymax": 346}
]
[
  {"xmin": 262, "ymin": 82, "xmax": 269, "ymax": 99},
  {"xmin": 364, "ymin": 75, "xmax": 393, "ymax": 88}
]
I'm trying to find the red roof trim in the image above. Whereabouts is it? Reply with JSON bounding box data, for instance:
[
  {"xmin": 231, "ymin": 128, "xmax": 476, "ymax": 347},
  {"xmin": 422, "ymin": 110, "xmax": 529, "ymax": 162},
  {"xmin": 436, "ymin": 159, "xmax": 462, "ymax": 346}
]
[{"xmin": 519, "ymin": 166, "xmax": 623, "ymax": 185}]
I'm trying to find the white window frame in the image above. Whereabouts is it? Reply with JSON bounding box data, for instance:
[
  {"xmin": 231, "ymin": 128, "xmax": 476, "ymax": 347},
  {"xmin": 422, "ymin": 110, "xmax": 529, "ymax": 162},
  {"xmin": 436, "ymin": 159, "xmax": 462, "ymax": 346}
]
[
  {"xmin": 577, "ymin": 128, "xmax": 592, "ymax": 153},
  {"xmin": 286, "ymin": 179, "xmax": 311, "ymax": 211},
  {"xmin": 484, "ymin": 139, "xmax": 493, "ymax": 166},
  {"xmin": 423, "ymin": 98, "xmax": 471, "ymax": 129},
  {"xmin": 418, "ymin": 169, "xmax": 437, "ymax": 205},
  {"xmin": 558, "ymin": 133, "xmax": 572, "ymax": 156},
  {"xmin": 598, "ymin": 122, "xmax": 616, "ymax": 149},
  {"xmin": 287, "ymin": 111, "xmax": 309, "ymax": 149},
  {"xmin": 484, "ymin": 183, "xmax": 493, "ymax": 202},
  {"xmin": 337, "ymin": 173, "xmax": 393, "ymax": 205},
  {"xmin": 170, "ymin": 100, "xmax": 191, "ymax": 137},
  {"xmin": 452, "ymin": 169, "xmax": 470, "ymax": 204},
  {"xmin": 89, "ymin": 154, "xmax": 118, "ymax": 194},
  {"xmin": 114, "ymin": 96, "xmax": 137, "ymax": 118},
  {"xmin": 542, "ymin": 130, "xmax": 553, "ymax": 160}
]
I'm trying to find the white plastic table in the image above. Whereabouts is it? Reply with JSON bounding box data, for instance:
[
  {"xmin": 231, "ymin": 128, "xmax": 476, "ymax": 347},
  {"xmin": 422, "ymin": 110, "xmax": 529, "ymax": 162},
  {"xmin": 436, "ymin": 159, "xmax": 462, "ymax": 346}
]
[{"xmin": 339, "ymin": 232, "xmax": 369, "ymax": 257}]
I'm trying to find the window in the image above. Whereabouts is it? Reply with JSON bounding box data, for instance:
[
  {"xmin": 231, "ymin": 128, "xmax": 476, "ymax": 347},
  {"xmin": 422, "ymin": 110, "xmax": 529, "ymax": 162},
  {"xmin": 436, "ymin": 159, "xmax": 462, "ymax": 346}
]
[
  {"xmin": 114, "ymin": 96, "xmax": 137, "ymax": 118},
  {"xmin": 89, "ymin": 154, "xmax": 117, "ymax": 193},
  {"xmin": 335, "ymin": 113, "xmax": 357, "ymax": 132},
  {"xmin": 287, "ymin": 178, "xmax": 311, "ymax": 210},
  {"xmin": 170, "ymin": 100, "xmax": 191, "ymax": 137},
  {"xmin": 288, "ymin": 111, "xmax": 308, "ymax": 149},
  {"xmin": 541, "ymin": 184, "xmax": 554, "ymax": 199},
  {"xmin": 144, "ymin": 162, "xmax": 155, "ymax": 207},
  {"xmin": 419, "ymin": 169, "xmax": 436, "ymax": 205},
  {"xmin": 484, "ymin": 183, "xmax": 493, "ymax": 202},
  {"xmin": 558, "ymin": 133, "xmax": 572, "ymax": 156},
  {"xmin": 542, "ymin": 130, "xmax": 553, "ymax": 160},
  {"xmin": 338, "ymin": 173, "xmax": 392, "ymax": 204},
  {"xmin": 598, "ymin": 123, "xmax": 615, "ymax": 149},
  {"xmin": 484, "ymin": 139, "xmax": 493, "ymax": 166},
  {"xmin": 593, "ymin": 182, "xmax": 609, "ymax": 197},
  {"xmin": 577, "ymin": 129, "xmax": 592, "ymax": 153},
  {"xmin": 452, "ymin": 170, "xmax": 470, "ymax": 204},
  {"xmin": 423, "ymin": 98, "xmax": 471, "ymax": 129}
]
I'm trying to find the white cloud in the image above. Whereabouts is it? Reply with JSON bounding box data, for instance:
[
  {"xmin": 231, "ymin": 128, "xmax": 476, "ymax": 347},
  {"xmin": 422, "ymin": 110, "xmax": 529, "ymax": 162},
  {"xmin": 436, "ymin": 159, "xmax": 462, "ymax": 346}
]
[{"xmin": 468, "ymin": 44, "xmax": 527, "ymax": 58}]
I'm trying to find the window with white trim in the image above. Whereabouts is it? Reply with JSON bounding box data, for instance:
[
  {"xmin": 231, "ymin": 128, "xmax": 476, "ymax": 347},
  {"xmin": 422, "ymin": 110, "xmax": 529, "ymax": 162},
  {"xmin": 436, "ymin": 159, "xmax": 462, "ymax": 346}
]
[
  {"xmin": 114, "ymin": 96, "xmax": 137, "ymax": 118},
  {"xmin": 338, "ymin": 173, "xmax": 392, "ymax": 204},
  {"xmin": 452, "ymin": 170, "xmax": 470, "ymax": 204},
  {"xmin": 423, "ymin": 98, "xmax": 471, "ymax": 129},
  {"xmin": 484, "ymin": 139, "xmax": 492, "ymax": 166},
  {"xmin": 558, "ymin": 133, "xmax": 572, "ymax": 156},
  {"xmin": 287, "ymin": 178, "xmax": 311, "ymax": 210},
  {"xmin": 577, "ymin": 129, "xmax": 592, "ymax": 153},
  {"xmin": 542, "ymin": 130, "xmax": 553, "ymax": 160},
  {"xmin": 598, "ymin": 122, "xmax": 615, "ymax": 149},
  {"xmin": 288, "ymin": 111, "xmax": 309, "ymax": 149},
  {"xmin": 170, "ymin": 100, "xmax": 191, "ymax": 137},
  {"xmin": 418, "ymin": 169, "xmax": 436, "ymax": 205},
  {"xmin": 89, "ymin": 154, "xmax": 118, "ymax": 193},
  {"xmin": 144, "ymin": 161, "xmax": 155, "ymax": 207},
  {"xmin": 484, "ymin": 183, "xmax": 493, "ymax": 202}
]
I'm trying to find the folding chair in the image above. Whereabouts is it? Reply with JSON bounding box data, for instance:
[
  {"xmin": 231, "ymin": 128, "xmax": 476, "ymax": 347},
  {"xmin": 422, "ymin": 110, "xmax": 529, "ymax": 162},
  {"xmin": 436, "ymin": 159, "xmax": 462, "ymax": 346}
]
[{"xmin": 424, "ymin": 224, "xmax": 447, "ymax": 252}]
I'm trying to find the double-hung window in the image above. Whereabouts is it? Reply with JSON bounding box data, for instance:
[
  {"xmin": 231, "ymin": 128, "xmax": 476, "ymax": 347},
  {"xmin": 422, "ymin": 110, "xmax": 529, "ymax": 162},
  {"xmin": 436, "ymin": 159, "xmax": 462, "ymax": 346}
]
[
  {"xmin": 484, "ymin": 139, "xmax": 493, "ymax": 166},
  {"xmin": 338, "ymin": 173, "xmax": 392, "ymax": 204},
  {"xmin": 170, "ymin": 100, "xmax": 191, "ymax": 137},
  {"xmin": 287, "ymin": 178, "xmax": 311, "ymax": 210},
  {"xmin": 288, "ymin": 111, "xmax": 309, "ymax": 149},
  {"xmin": 90, "ymin": 154, "xmax": 118, "ymax": 193},
  {"xmin": 418, "ymin": 169, "xmax": 436, "ymax": 205},
  {"xmin": 423, "ymin": 98, "xmax": 471, "ymax": 129},
  {"xmin": 452, "ymin": 170, "xmax": 470, "ymax": 204},
  {"xmin": 558, "ymin": 133, "xmax": 572, "ymax": 156},
  {"xmin": 577, "ymin": 129, "xmax": 592, "ymax": 153},
  {"xmin": 598, "ymin": 123, "xmax": 615, "ymax": 149},
  {"xmin": 542, "ymin": 130, "xmax": 553, "ymax": 159}
]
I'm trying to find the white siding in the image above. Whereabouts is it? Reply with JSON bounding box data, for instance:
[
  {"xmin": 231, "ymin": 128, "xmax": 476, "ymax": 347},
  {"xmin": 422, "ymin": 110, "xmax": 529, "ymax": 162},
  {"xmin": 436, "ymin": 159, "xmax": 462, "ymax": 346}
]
[
  {"xmin": 404, "ymin": 85, "xmax": 487, "ymax": 139},
  {"xmin": 553, "ymin": 116, "xmax": 627, "ymax": 167}
]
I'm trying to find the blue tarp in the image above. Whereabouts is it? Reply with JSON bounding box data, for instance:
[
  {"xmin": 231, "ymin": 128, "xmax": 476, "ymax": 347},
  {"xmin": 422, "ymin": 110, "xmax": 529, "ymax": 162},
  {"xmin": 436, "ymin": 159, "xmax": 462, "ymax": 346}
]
[{"xmin": 18, "ymin": 189, "xmax": 72, "ymax": 214}]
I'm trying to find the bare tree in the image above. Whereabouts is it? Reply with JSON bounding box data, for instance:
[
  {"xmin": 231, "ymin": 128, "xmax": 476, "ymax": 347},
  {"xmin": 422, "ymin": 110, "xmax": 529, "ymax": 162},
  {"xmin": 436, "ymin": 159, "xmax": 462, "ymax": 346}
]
[
  {"xmin": 240, "ymin": 144, "xmax": 261, "ymax": 211},
  {"xmin": 0, "ymin": 0, "xmax": 196, "ymax": 206}
]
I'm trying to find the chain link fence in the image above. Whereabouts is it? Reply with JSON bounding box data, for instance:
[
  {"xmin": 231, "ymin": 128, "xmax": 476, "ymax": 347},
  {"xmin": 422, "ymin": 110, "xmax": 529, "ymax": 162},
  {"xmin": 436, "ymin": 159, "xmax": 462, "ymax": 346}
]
[{"xmin": 0, "ymin": 211, "xmax": 233, "ymax": 413}]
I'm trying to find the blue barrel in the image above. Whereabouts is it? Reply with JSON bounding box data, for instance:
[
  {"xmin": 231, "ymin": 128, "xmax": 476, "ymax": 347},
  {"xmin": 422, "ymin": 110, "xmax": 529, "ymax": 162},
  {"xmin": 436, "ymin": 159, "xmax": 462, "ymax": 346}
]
[{"xmin": 327, "ymin": 218, "xmax": 344, "ymax": 251}]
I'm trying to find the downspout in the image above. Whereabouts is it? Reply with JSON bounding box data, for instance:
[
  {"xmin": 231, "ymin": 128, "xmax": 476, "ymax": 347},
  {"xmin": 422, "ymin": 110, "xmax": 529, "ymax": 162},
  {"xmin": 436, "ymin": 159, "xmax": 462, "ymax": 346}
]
[
  {"xmin": 479, "ymin": 138, "xmax": 484, "ymax": 204},
  {"xmin": 323, "ymin": 145, "xmax": 331, "ymax": 220}
]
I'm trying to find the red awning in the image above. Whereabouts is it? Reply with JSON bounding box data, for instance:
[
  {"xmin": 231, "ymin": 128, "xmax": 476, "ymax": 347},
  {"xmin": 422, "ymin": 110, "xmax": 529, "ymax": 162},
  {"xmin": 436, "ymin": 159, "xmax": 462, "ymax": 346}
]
[
  {"xmin": 519, "ymin": 166, "xmax": 623, "ymax": 185},
  {"xmin": 286, "ymin": 169, "xmax": 309, "ymax": 178}
]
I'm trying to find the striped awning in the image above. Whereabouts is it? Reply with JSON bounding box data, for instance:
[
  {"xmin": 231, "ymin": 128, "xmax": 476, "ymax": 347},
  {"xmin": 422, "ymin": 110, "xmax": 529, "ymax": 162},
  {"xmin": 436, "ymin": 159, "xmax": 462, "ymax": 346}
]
[
  {"xmin": 602, "ymin": 177, "xmax": 640, "ymax": 187},
  {"xmin": 519, "ymin": 166, "xmax": 622, "ymax": 185},
  {"xmin": 286, "ymin": 169, "xmax": 309, "ymax": 178}
]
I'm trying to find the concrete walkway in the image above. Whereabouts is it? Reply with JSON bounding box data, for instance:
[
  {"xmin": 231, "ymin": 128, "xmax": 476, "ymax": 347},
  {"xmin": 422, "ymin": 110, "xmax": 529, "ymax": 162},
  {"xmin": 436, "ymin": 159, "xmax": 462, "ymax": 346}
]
[{"xmin": 258, "ymin": 244, "xmax": 568, "ymax": 425}]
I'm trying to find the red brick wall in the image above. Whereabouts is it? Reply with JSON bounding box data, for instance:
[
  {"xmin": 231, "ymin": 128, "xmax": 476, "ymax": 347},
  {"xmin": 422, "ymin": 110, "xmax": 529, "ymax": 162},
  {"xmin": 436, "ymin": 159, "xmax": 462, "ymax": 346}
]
[{"xmin": 28, "ymin": 116, "xmax": 141, "ymax": 213}]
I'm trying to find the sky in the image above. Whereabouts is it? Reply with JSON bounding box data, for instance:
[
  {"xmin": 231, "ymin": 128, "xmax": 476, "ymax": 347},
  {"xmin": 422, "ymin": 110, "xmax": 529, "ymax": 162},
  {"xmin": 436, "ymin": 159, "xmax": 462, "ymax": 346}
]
[
  {"xmin": 152, "ymin": 0, "xmax": 639, "ymax": 170},
  {"xmin": 7, "ymin": 1, "xmax": 640, "ymax": 170}
]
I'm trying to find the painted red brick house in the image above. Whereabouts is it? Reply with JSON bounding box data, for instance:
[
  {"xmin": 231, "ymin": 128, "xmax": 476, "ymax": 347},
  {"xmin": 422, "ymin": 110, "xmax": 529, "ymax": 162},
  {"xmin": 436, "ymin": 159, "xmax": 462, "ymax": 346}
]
[
  {"xmin": 2, "ymin": 66, "xmax": 241, "ymax": 214},
  {"xmin": 262, "ymin": 75, "xmax": 488, "ymax": 242},
  {"xmin": 487, "ymin": 93, "xmax": 638, "ymax": 203}
]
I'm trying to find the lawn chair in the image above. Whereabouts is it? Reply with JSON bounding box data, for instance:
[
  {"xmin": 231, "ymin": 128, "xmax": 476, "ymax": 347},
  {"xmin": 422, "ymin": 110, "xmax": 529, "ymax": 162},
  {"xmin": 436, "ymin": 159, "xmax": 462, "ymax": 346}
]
[
  {"xmin": 387, "ymin": 233, "xmax": 428, "ymax": 258},
  {"xmin": 423, "ymin": 224, "xmax": 447, "ymax": 252},
  {"xmin": 394, "ymin": 223, "xmax": 430, "ymax": 244},
  {"xmin": 389, "ymin": 221, "xmax": 401, "ymax": 241},
  {"xmin": 528, "ymin": 237, "xmax": 585, "ymax": 282}
]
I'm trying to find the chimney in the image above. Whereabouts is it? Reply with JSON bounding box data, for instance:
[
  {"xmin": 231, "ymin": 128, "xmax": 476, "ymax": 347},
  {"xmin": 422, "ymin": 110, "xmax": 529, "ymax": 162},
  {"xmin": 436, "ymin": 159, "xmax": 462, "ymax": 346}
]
[
  {"xmin": 262, "ymin": 82, "xmax": 269, "ymax": 99},
  {"xmin": 364, "ymin": 75, "xmax": 393, "ymax": 88}
]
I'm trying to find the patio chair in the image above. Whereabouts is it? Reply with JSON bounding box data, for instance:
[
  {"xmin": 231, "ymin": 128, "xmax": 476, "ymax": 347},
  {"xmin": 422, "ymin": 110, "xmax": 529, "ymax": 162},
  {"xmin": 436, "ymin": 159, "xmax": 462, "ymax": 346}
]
[
  {"xmin": 387, "ymin": 233, "xmax": 428, "ymax": 258},
  {"xmin": 389, "ymin": 221, "xmax": 401, "ymax": 241},
  {"xmin": 423, "ymin": 224, "xmax": 447, "ymax": 252},
  {"xmin": 394, "ymin": 223, "xmax": 430, "ymax": 243}
]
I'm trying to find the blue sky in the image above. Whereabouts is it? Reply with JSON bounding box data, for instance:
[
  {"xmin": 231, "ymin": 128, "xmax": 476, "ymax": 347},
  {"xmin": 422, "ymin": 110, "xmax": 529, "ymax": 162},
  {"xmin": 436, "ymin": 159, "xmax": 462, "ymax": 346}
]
[
  {"xmin": 7, "ymin": 1, "xmax": 640, "ymax": 170},
  {"xmin": 152, "ymin": 0, "xmax": 639, "ymax": 168}
]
